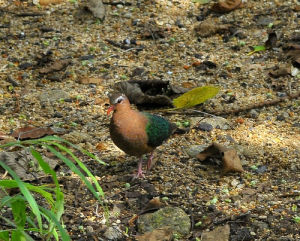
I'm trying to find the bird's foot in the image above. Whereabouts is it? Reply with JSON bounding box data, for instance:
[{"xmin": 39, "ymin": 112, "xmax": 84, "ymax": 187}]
[
  {"xmin": 133, "ymin": 170, "xmax": 145, "ymax": 179},
  {"xmin": 146, "ymin": 153, "xmax": 154, "ymax": 170},
  {"xmin": 133, "ymin": 159, "xmax": 145, "ymax": 179}
]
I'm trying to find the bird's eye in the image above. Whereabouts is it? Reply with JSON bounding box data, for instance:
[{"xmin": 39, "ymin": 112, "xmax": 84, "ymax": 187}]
[{"xmin": 115, "ymin": 96, "xmax": 124, "ymax": 104}]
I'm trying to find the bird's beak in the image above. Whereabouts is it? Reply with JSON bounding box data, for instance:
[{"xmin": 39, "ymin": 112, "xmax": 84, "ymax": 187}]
[{"xmin": 107, "ymin": 105, "xmax": 114, "ymax": 115}]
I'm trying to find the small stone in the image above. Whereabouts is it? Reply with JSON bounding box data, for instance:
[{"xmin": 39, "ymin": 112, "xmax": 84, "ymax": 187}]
[
  {"xmin": 186, "ymin": 145, "xmax": 207, "ymax": 158},
  {"xmin": 137, "ymin": 207, "xmax": 190, "ymax": 237},
  {"xmin": 201, "ymin": 224, "xmax": 230, "ymax": 241},
  {"xmin": 53, "ymin": 112, "xmax": 63, "ymax": 118},
  {"xmin": 231, "ymin": 179, "xmax": 239, "ymax": 187},
  {"xmin": 116, "ymin": 4, "xmax": 123, "ymax": 8},
  {"xmin": 277, "ymin": 92, "xmax": 287, "ymax": 97},
  {"xmin": 196, "ymin": 122, "xmax": 213, "ymax": 132},
  {"xmin": 276, "ymin": 114, "xmax": 285, "ymax": 121},
  {"xmin": 124, "ymin": 13, "xmax": 132, "ymax": 19},
  {"xmin": 292, "ymin": 122, "xmax": 300, "ymax": 128},
  {"xmin": 249, "ymin": 109, "xmax": 259, "ymax": 119},
  {"xmin": 103, "ymin": 226, "xmax": 123, "ymax": 240},
  {"xmin": 255, "ymin": 165, "xmax": 267, "ymax": 174},
  {"xmin": 86, "ymin": 225, "xmax": 94, "ymax": 233}
]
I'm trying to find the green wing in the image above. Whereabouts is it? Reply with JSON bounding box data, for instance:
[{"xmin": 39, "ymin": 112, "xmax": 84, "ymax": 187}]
[{"xmin": 143, "ymin": 113, "xmax": 173, "ymax": 148}]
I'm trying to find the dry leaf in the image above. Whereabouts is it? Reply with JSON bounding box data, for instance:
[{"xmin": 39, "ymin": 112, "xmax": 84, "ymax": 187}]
[
  {"xmin": 139, "ymin": 197, "xmax": 163, "ymax": 215},
  {"xmin": 39, "ymin": 0, "xmax": 64, "ymax": 5},
  {"xmin": 194, "ymin": 20, "xmax": 231, "ymax": 37},
  {"xmin": 269, "ymin": 65, "xmax": 291, "ymax": 78},
  {"xmin": 78, "ymin": 77, "xmax": 103, "ymax": 85},
  {"xmin": 95, "ymin": 142, "xmax": 107, "ymax": 151},
  {"xmin": 39, "ymin": 59, "xmax": 71, "ymax": 74},
  {"xmin": 11, "ymin": 126, "xmax": 55, "ymax": 140},
  {"xmin": 135, "ymin": 228, "xmax": 173, "ymax": 241},
  {"xmin": 211, "ymin": 0, "xmax": 243, "ymax": 13},
  {"xmin": 196, "ymin": 142, "xmax": 244, "ymax": 173}
]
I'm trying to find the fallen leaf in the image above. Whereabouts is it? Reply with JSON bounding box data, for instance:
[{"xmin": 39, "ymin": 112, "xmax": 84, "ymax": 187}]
[
  {"xmin": 39, "ymin": 0, "xmax": 64, "ymax": 5},
  {"xmin": 11, "ymin": 126, "xmax": 55, "ymax": 140},
  {"xmin": 173, "ymin": 86, "xmax": 219, "ymax": 109},
  {"xmin": 135, "ymin": 228, "xmax": 173, "ymax": 241},
  {"xmin": 113, "ymin": 81, "xmax": 173, "ymax": 107},
  {"xmin": 248, "ymin": 45, "xmax": 266, "ymax": 55},
  {"xmin": 95, "ymin": 142, "xmax": 107, "ymax": 151},
  {"xmin": 211, "ymin": 0, "xmax": 243, "ymax": 13},
  {"xmin": 139, "ymin": 197, "xmax": 163, "ymax": 215},
  {"xmin": 194, "ymin": 20, "xmax": 231, "ymax": 37},
  {"xmin": 39, "ymin": 59, "xmax": 71, "ymax": 74},
  {"xmin": 265, "ymin": 32, "xmax": 277, "ymax": 49},
  {"xmin": 196, "ymin": 142, "xmax": 244, "ymax": 173},
  {"xmin": 0, "ymin": 150, "xmax": 58, "ymax": 181},
  {"xmin": 269, "ymin": 64, "xmax": 291, "ymax": 78},
  {"xmin": 78, "ymin": 77, "xmax": 103, "ymax": 85}
]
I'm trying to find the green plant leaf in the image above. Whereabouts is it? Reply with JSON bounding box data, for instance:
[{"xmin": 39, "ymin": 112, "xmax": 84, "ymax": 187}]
[
  {"xmin": 0, "ymin": 180, "xmax": 55, "ymax": 206},
  {"xmin": 11, "ymin": 196, "xmax": 26, "ymax": 229},
  {"xmin": 0, "ymin": 161, "xmax": 43, "ymax": 232},
  {"xmin": 39, "ymin": 206, "xmax": 71, "ymax": 241},
  {"xmin": 44, "ymin": 145, "xmax": 103, "ymax": 202},
  {"xmin": 0, "ymin": 231, "xmax": 9, "ymax": 241},
  {"xmin": 51, "ymin": 142, "xmax": 105, "ymax": 198},
  {"xmin": 247, "ymin": 45, "xmax": 266, "ymax": 55},
  {"xmin": 173, "ymin": 86, "xmax": 219, "ymax": 109}
]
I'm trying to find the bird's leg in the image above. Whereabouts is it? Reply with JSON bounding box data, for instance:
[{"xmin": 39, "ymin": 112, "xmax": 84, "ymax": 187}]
[
  {"xmin": 146, "ymin": 152, "xmax": 154, "ymax": 171},
  {"xmin": 133, "ymin": 158, "xmax": 145, "ymax": 179}
]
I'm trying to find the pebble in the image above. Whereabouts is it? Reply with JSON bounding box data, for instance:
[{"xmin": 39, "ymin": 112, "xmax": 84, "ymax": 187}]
[
  {"xmin": 249, "ymin": 109, "xmax": 259, "ymax": 119},
  {"xmin": 116, "ymin": 4, "xmax": 123, "ymax": 8},
  {"xmin": 103, "ymin": 226, "xmax": 123, "ymax": 240},
  {"xmin": 86, "ymin": 226, "xmax": 94, "ymax": 233},
  {"xmin": 124, "ymin": 13, "xmax": 132, "ymax": 19},
  {"xmin": 196, "ymin": 122, "xmax": 213, "ymax": 132},
  {"xmin": 231, "ymin": 179, "xmax": 239, "ymax": 187}
]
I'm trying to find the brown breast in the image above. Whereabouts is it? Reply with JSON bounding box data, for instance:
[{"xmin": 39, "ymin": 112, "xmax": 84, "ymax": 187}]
[{"xmin": 110, "ymin": 109, "xmax": 154, "ymax": 157}]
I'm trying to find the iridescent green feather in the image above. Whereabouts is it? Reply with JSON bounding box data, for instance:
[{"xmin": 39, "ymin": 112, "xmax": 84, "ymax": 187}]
[{"xmin": 143, "ymin": 113, "xmax": 173, "ymax": 148}]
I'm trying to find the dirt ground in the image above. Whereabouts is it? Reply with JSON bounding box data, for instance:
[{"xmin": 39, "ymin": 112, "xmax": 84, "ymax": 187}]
[{"xmin": 0, "ymin": 0, "xmax": 299, "ymax": 240}]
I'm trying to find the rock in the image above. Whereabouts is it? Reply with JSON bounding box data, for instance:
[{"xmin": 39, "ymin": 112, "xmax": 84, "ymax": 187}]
[
  {"xmin": 103, "ymin": 226, "xmax": 123, "ymax": 240},
  {"xmin": 137, "ymin": 207, "xmax": 190, "ymax": 238},
  {"xmin": 190, "ymin": 117, "xmax": 231, "ymax": 130},
  {"xmin": 39, "ymin": 89, "xmax": 70, "ymax": 106},
  {"xmin": 186, "ymin": 145, "xmax": 207, "ymax": 158},
  {"xmin": 248, "ymin": 109, "xmax": 259, "ymax": 119},
  {"xmin": 231, "ymin": 179, "xmax": 239, "ymax": 188},
  {"xmin": 87, "ymin": 0, "xmax": 106, "ymax": 20},
  {"xmin": 201, "ymin": 224, "xmax": 230, "ymax": 241},
  {"xmin": 196, "ymin": 122, "xmax": 213, "ymax": 132}
]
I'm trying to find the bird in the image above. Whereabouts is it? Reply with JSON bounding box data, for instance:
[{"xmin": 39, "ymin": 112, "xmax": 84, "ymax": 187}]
[{"xmin": 107, "ymin": 92, "xmax": 176, "ymax": 178}]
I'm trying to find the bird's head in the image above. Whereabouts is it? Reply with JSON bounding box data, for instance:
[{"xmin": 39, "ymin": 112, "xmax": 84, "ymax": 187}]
[{"xmin": 107, "ymin": 93, "xmax": 129, "ymax": 115}]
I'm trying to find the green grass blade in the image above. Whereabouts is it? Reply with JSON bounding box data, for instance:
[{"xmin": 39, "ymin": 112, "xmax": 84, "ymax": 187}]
[
  {"xmin": 0, "ymin": 180, "xmax": 55, "ymax": 206},
  {"xmin": 51, "ymin": 142, "xmax": 105, "ymax": 198},
  {"xmin": 30, "ymin": 148, "xmax": 59, "ymax": 187},
  {"xmin": 44, "ymin": 144, "xmax": 103, "ymax": 203},
  {"xmin": 11, "ymin": 196, "xmax": 26, "ymax": 229},
  {"xmin": 0, "ymin": 161, "xmax": 43, "ymax": 232},
  {"xmin": 44, "ymin": 136, "xmax": 106, "ymax": 165},
  {"xmin": 39, "ymin": 206, "xmax": 70, "ymax": 241},
  {"xmin": 0, "ymin": 230, "xmax": 10, "ymax": 241}
]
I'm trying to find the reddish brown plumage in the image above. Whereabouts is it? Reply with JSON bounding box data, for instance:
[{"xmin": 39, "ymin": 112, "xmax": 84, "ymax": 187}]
[
  {"xmin": 108, "ymin": 93, "xmax": 175, "ymax": 178},
  {"xmin": 109, "ymin": 96, "xmax": 154, "ymax": 156}
]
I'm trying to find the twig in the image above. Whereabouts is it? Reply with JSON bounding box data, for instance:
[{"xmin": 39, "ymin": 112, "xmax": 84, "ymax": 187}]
[{"xmin": 208, "ymin": 90, "xmax": 300, "ymax": 116}]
